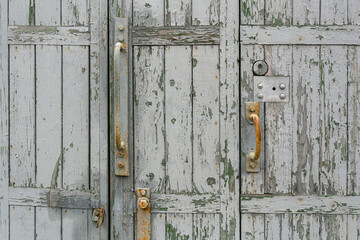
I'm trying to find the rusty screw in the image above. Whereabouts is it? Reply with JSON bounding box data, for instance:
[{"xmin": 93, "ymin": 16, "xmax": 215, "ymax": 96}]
[
  {"xmin": 118, "ymin": 25, "xmax": 124, "ymax": 31},
  {"xmin": 119, "ymin": 141, "xmax": 126, "ymax": 149},
  {"xmin": 249, "ymin": 105, "xmax": 256, "ymax": 112},
  {"xmin": 138, "ymin": 197, "xmax": 149, "ymax": 209},
  {"xmin": 118, "ymin": 162, "xmax": 124, "ymax": 168}
]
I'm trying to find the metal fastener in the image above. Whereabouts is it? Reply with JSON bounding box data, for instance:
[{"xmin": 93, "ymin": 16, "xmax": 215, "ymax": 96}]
[
  {"xmin": 257, "ymin": 83, "xmax": 264, "ymax": 89},
  {"xmin": 118, "ymin": 162, "xmax": 124, "ymax": 168},
  {"xmin": 279, "ymin": 83, "xmax": 286, "ymax": 90},
  {"xmin": 138, "ymin": 198, "xmax": 149, "ymax": 209},
  {"xmin": 118, "ymin": 25, "xmax": 124, "ymax": 31},
  {"xmin": 257, "ymin": 93, "xmax": 263, "ymax": 99},
  {"xmin": 279, "ymin": 93, "xmax": 286, "ymax": 99}
]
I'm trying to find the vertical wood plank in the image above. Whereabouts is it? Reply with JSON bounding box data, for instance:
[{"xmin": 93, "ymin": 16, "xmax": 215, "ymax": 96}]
[
  {"xmin": 165, "ymin": 46, "xmax": 192, "ymax": 193},
  {"xmin": 10, "ymin": 45, "xmax": 35, "ymax": 187},
  {"xmin": 36, "ymin": 207, "xmax": 61, "ymax": 240},
  {"xmin": 293, "ymin": 0, "xmax": 320, "ymax": 25},
  {"xmin": 35, "ymin": 0, "xmax": 61, "ymax": 26},
  {"xmin": 241, "ymin": 214, "xmax": 265, "ymax": 240},
  {"xmin": 151, "ymin": 214, "xmax": 166, "ymax": 240},
  {"xmin": 219, "ymin": 0, "xmax": 240, "ymax": 237},
  {"xmin": 320, "ymin": 215, "xmax": 347, "ymax": 239},
  {"xmin": 348, "ymin": 0, "xmax": 360, "ymax": 25},
  {"xmin": 347, "ymin": 215, "xmax": 360, "ymax": 240},
  {"xmin": 133, "ymin": 0, "xmax": 164, "ymax": 27},
  {"xmin": 193, "ymin": 45, "xmax": 220, "ymax": 194},
  {"xmin": 63, "ymin": 45, "xmax": 89, "ymax": 190},
  {"xmin": 166, "ymin": 214, "xmax": 193, "ymax": 240},
  {"xmin": 264, "ymin": 45, "xmax": 292, "ymax": 194},
  {"xmin": 348, "ymin": 46, "xmax": 360, "ymax": 195},
  {"xmin": 240, "ymin": 0, "xmax": 265, "ymax": 25},
  {"xmin": 0, "ymin": 0, "xmax": 9, "ymax": 238},
  {"xmin": 62, "ymin": 209, "xmax": 88, "ymax": 240},
  {"xmin": 319, "ymin": 46, "xmax": 347, "ymax": 195},
  {"xmin": 292, "ymin": 214, "xmax": 320, "ymax": 240},
  {"xmin": 9, "ymin": 0, "xmax": 34, "ymax": 25},
  {"xmin": 165, "ymin": 0, "xmax": 191, "ymax": 26},
  {"xmin": 10, "ymin": 206, "xmax": 35, "ymax": 239},
  {"xmin": 265, "ymin": 214, "xmax": 292, "ymax": 239},
  {"xmin": 62, "ymin": 0, "xmax": 89, "ymax": 26},
  {"xmin": 192, "ymin": 0, "xmax": 220, "ymax": 25},
  {"xmin": 36, "ymin": 45, "xmax": 62, "ymax": 189},
  {"xmin": 240, "ymin": 44, "xmax": 265, "ymax": 195},
  {"xmin": 320, "ymin": 0, "xmax": 347, "ymax": 25},
  {"xmin": 194, "ymin": 214, "xmax": 220, "ymax": 240},
  {"xmin": 292, "ymin": 46, "xmax": 321, "ymax": 195},
  {"xmin": 265, "ymin": 0, "xmax": 292, "ymax": 25},
  {"xmin": 134, "ymin": 46, "xmax": 165, "ymax": 192}
]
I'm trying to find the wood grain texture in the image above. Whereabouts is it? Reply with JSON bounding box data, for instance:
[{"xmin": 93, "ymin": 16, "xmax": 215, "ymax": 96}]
[
  {"xmin": 62, "ymin": 0, "xmax": 89, "ymax": 26},
  {"xmin": 293, "ymin": 0, "xmax": 319, "ymax": 25},
  {"xmin": 10, "ymin": 206, "xmax": 35, "ymax": 239},
  {"xmin": 348, "ymin": 0, "xmax": 360, "ymax": 25},
  {"xmin": 192, "ymin": 0, "xmax": 220, "ymax": 25},
  {"xmin": 241, "ymin": 0, "xmax": 265, "ymax": 25},
  {"xmin": 320, "ymin": 0, "xmax": 347, "ymax": 25},
  {"xmin": 241, "ymin": 214, "xmax": 265, "ymax": 239},
  {"xmin": 165, "ymin": 0, "xmax": 191, "ymax": 26},
  {"xmin": 133, "ymin": 0, "xmax": 164, "ymax": 27},
  {"xmin": 193, "ymin": 214, "xmax": 220, "ymax": 239},
  {"xmin": 8, "ymin": 0, "xmax": 33, "ymax": 26},
  {"xmin": 166, "ymin": 214, "xmax": 193, "ymax": 240},
  {"xmin": 265, "ymin": 0, "xmax": 292, "ymax": 26},
  {"xmin": 320, "ymin": 215, "xmax": 347, "ymax": 239},
  {"xmin": 35, "ymin": 207, "xmax": 61, "ymax": 240},
  {"xmin": 265, "ymin": 214, "xmax": 291, "ymax": 239},
  {"xmin": 35, "ymin": 0, "xmax": 61, "ymax": 26},
  {"xmin": 62, "ymin": 209, "xmax": 88, "ymax": 240},
  {"xmin": 9, "ymin": 45, "xmax": 35, "ymax": 187},
  {"xmin": 292, "ymin": 214, "xmax": 320, "ymax": 239}
]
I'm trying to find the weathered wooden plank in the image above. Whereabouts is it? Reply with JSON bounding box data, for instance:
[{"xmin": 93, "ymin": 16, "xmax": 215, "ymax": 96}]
[
  {"xmin": 62, "ymin": 209, "xmax": 88, "ymax": 240},
  {"xmin": 292, "ymin": 46, "xmax": 321, "ymax": 195},
  {"xmin": 240, "ymin": 0, "xmax": 265, "ymax": 25},
  {"xmin": 36, "ymin": 45, "xmax": 62, "ymax": 189},
  {"xmin": 193, "ymin": 45, "xmax": 220, "ymax": 194},
  {"xmin": 293, "ymin": 0, "xmax": 320, "ymax": 25},
  {"xmin": 264, "ymin": 45, "xmax": 292, "ymax": 194},
  {"xmin": 240, "ymin": 44, "xmax": 265, "ymax": 195},
  {"xmin": 151, "ymin": 193, "xmax": 220, "ymax": 213},
  {"xmin": 265, "ymin": 0, "xmax": 292, "ymax": 26},
  {"xmin": 321, "ymin": 0, "xmax": 347, "ymax": 25},
  {"xmin": 8, "ymin": 187, "xmax": 100, "ymax": 209},
  {"xmin": 9, "ymin": 206, "xmax": 35, "ymax": 239},
  {"xmin": 320, "ymin": 215, "xmax": 347, "ymax": 239},
  {"xmin": 348, "ymin": 0, "xmax": 360, "ymax": 25},
  {"xmin": 166, "ymin": 214, "xmax": 193, "ymax": 240},
  {"xmin": 165, "ymin": 46, "xmax": 192, "ymax": 193},
  {"xmin": 240, "ymin": 26, "xmax": 360, "ymax": 45},
  {"xmin": 192, "ymin": 0, "xmax": 220, "ymax": 25},
  {"xmin": 319, "ymin": 46, "xmax": 347, "ymax": 195},
  {"xmin": 35, "ymin": 0, "xmax": 61, "ymax": 26},
  {"xmin": 0, "ymin": 0, "xmax": 9, "ymax": 238},
  {"xmin": 348, "ymin": 46, "xmax": 360, "ymax": 195},
  {"xmin": 8, "ymin": 26, "xmax": 91, "ymax": 45},
  {"xmin": 242, "ymin": 195, "xmax": 360, "ymax": 214},
  {"xmin": 9, "ymin": 45, "xmax": 35, "ymax": 187},
  {"xmin": 63, "ymin": 46, "xmax": 89, "ymax": 190},
  {"xmin": 62, "ymin": 0, "xmax": 89, "ymax": 26},
  {"xmin": 219, "ymin": 0, "xmax": 240, "ymax": 237},
  {"xmin": 241, "ymin": 214, "xmax": 265, "ymax": 239},
  {"xmin": 348, "ymin": 215, "xmax": 360, "ymax": 240},
  {"xmin": 133, "ymin": 0, "xmax": 164, "ymax": 27},
  {"xmin": 292, "ymin": 214, "xmax": 320, "ymax": 240},
  {"xmin": 151, "ymin": 214, "xmax": 166, "ymax": 240},
  {"xmin": 165, "ymin": 0, "xmax": 191, "ymax": 26},
  {"xmin": 9, "ymin": 0, "xmax": 33, "ymax": 25},
  {"xmin": 132, "ymin": 26, "xmax": 220, "ymax": 46},
  {"xmin": 35, "ymin": 207, "xmax": 61, "ymax": 240},
  {"xmin": 193, "ymin": 214, "xmax": 220, "ymax": 239},
  {"xmin": 134, "ymin": 46, "xmax": 165, "ymax": 192},
  {"xmin": 265, "ymin": 214, "xmax": 292, "ymax": 239}
]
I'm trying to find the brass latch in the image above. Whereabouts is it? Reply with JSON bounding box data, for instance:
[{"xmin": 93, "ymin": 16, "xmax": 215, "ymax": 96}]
[
  {"xmin": 92, "ymin": 206, "xmax": 105, "ymax": 228},
  {"xmin": 137, "ymin": 188, "xmax": 150, "ymax": 240}
]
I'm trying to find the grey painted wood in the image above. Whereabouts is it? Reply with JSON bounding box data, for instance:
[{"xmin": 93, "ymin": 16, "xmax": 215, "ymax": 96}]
[
  {"xmin": 10, "ymin": 206, "xmax": 35, "ymax": 239},
  {"xmin": 36, "ymin": 207, "xmax": 61, "ymax": 240}
]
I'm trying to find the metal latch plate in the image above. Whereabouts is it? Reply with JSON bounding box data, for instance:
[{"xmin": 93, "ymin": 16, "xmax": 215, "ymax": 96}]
[
  {"xmin": 137, "ymin": 188, "xmax": 150, "ymax": 240},
  {"xmin": 92, "ymin": 206, "xmax": 105, "ymax": 228},
  {"xmin": 254, "ymin": 76, "xmax": 290, "ymax": 103}
]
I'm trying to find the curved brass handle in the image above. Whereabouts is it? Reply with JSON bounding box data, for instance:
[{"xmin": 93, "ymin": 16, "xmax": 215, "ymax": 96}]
[{"xmin": 246, "ymin": 102, "xmax": 262, "ymax": 172}]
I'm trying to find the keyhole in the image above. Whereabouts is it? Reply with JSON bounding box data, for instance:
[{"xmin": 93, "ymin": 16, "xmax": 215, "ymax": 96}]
[{"xmin": 272, "ymin": 87, "xmax": 276, "ymax": 91}]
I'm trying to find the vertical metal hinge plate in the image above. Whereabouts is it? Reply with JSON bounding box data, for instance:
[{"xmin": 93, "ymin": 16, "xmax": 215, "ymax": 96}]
[
  {"xmin": 114, "ymin": 17, "xmax": 130, "ymax": 176},
  {"xmin": 136, "ymin": 188, "xmax": 150, "ymax": 240},
  {"xmin": 92, "ymin": 206, "xmax": 105, "ymax": 228}
]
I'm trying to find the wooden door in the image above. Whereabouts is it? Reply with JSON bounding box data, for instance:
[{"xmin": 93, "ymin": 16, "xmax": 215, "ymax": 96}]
[
  {"xmin": 109, "ymin": 0, "xmax": 239, "ymax": 239},
  {"xmin": 241, "ymin": 0, "xmax": 360, "ymax": 239},
  {"xmin": 0, "ymin": 0, "xmax": 108, "ymax": 239}
]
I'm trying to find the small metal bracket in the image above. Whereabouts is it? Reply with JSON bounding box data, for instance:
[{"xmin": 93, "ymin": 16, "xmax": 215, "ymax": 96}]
[
  {"xmin": 254, "ymin": 76, "xmax": 290, "ymax": 103},
  {"xmin": 136, "ymin": 188, "xmax": 150, "ymax": 240},
  {"xmin": 92, "ymin": 206, "xmax": 105, "ymax": 228},
  {"xmin": 114, "ymin": 17, "xmax": 129, "ymax": 176}
]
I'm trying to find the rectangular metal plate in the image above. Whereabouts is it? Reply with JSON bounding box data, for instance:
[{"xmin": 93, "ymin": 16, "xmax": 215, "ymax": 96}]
[
  {"xmin": 254, "ymin": 76, "xmax": 290, "ymax": 102},
  {"xmin": 114, "ymin": 18, "xmax": 129, "ymax": 176},
  {"xmin": 137, "ymin": 188, "xmax": 150, "ymax": 240}
]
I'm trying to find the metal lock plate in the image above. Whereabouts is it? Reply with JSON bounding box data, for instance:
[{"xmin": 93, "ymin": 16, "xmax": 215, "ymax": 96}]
[
  {"xmin": 253, "ymin": 60, "xmax": 268, "ymax": 76},
  {"xmin": 254, "ymin": 76, "xmax": 290, "ymax": 103},
  {"xmin": 136, "ymin": 188, "xmax": 150, "ymax": 240},
  {"xmin": 92, "ymin": 206, "xmax": 105, "ymax": 228}
]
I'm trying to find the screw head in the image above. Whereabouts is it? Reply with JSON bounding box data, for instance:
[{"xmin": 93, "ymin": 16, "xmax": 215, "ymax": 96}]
[
  {"xmin": 118, "ymin": 25, "xmax": 124, "ymax": 31},
  {"xmin": 279, "ymin": 93, "xmax": 286, "ymax": 99},
  {"xmin": 138, "ymin": 197, "xmax": 149, "ymax": 209},
  {"xmin": 118, "ymin": 162, "xmax": 124, "ymax": 168},
  {"xmin": 279, "ymin": 83, "xmax": 286, "ymax": 90},
  {"xmin": 249, "ymin": 106, "xmax": 255, "ymax": 112},
  {"xmin": 257, "ymin": 83, "xmax": 264, "ymax": 89},
  {"xmin": 257, "ymin": 93, "xmax": 263, "ymax": 99}
]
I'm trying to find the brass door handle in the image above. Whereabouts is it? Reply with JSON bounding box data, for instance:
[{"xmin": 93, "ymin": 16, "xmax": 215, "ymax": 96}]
[{"xmin": 246, "ymin": 102, "xmax": 262, "ymax": 172}]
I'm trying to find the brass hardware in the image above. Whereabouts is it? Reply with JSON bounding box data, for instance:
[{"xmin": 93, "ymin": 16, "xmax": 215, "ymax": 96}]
[
  {"xmin": 137, "ymin": 188, "xmax": 150, "ymax": 240},
  {"xmin": 245, "ymin": 102, "xmax": 262, "ymax": 173},
  {"xmin": 92, "ymin": 206, "xmax": 105, "ymax": 228}
]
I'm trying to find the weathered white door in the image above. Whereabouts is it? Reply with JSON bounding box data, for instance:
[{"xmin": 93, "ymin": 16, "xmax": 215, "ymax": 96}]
[
  {"xmin": 109, "ymin": 0, "xmax": 239, "ymax": 239},
  {"xmin": 241, "ymin": 0, "xmax": 360, "ymax": 239},
  {"xmin": 0, "ymin": 0, "xmax": 108, "ymax": 239}
]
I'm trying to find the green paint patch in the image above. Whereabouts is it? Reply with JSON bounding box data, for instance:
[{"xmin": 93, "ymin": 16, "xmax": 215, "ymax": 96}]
[
  {"xmin": 166, "ymin": 223, "xmax": 190, "ymax": 240},
  {"xmin": 317, "ymin": 35, "xmax": 324, "ymax": 40},
  {"xmin": 145, "ymin": 3, "xmax": 152, "ymax": 8},
  {"xmin": 206, "ymin": 177, "xmax": 216, "ymax": 186},
  {"xmin": 146, "ymin": 173, "xmax": 155, "ymax": 180},
  {"xmin": 170, "ymin": 79, "xmax": 175, "ymax": 87},
  {"xmin": 171, "ymin": 118, "xmax": 176, "ymax": 124},
  {"xmin": 145, "ymin": 101, "xmax": 153, "ymax": 107},
  {"xmin": 192, "ymin": 58, "xmax": 198, "ymax": 68}
]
